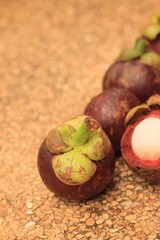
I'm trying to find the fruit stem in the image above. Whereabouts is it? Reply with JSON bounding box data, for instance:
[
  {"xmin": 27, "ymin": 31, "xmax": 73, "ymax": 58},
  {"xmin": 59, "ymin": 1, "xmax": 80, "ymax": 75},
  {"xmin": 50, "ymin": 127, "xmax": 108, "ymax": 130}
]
[{"xmin": 71, "ymin": 117, "xmax": 99, "ymax": 146}]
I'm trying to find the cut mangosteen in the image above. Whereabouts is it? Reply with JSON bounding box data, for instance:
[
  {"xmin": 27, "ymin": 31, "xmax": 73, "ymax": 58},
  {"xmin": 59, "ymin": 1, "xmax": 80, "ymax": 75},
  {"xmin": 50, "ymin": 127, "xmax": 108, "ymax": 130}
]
[
  {"xmin": 121, "ymin": 95, "xmax": 160, "ymax": 184},
  {"xmin": 37, "ymin": 115, "xmax": 115, "ymax": 200},
  {"xmin": 84, "ymin": 88, "xmax": 140, "ymax": 153}
]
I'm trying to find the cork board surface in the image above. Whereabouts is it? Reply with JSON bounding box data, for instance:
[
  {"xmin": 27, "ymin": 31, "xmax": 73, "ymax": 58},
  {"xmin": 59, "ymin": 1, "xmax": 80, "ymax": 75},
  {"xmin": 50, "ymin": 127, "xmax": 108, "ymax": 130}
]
[{"xmin": 1, "ymin": 1, "xmax": 160, "ymax": 239}]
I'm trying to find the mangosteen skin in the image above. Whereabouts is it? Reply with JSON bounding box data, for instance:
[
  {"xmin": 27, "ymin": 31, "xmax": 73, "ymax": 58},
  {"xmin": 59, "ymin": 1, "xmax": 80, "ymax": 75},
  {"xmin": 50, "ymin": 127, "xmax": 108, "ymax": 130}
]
[
  {"xmin": 37, "ymin": 140, "xmax": 115, "ymax": 200},
  {"xmin": 129, "ymin": 165, "xmax": 160, "ymax": 184},
  {"xmin": 121, "ymin": 110, "xmax": 160, "ymax": 184},
  {"xmin": 103, "ymin": 60, "xmax": 160, "ymax": 102},
  {"xmin": 84, "ymin": 88, "xmax": 140, "ymax": 153},
  {"xmin": 146, "ymin": 35, "xmax": 160, "ymax": 55}
]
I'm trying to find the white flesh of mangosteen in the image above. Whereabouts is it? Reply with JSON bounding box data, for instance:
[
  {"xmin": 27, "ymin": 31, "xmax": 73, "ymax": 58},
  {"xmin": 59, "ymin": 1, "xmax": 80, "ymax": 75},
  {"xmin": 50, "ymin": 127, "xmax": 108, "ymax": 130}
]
[{"xmin": 131, "ymin": 117, "xmax": 160, "ymax": 161}]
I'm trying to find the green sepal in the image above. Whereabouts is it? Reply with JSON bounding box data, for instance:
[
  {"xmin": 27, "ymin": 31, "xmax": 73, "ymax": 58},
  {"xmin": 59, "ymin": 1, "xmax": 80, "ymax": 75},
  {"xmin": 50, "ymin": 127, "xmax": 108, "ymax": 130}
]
[
  {"xmin": 118, "ymin": 48, "xmax": 142, "ymax": 61},
  {"xmin": 52, "ymin": 150, "xmax": 97, "ymax": 185},
  {"xmin": 118, "ymin": 38, "xmax": 149, "ymax": 62},
  {"xmin": 81, "ymin": 129, "xmax": 110, "ymax": 161},
  {"xmin": 46, "ymin": 124, "xmax": 75, "ymax": 154},
  {"xmin": 140, "ymin": 51, "xmax": 160, "ymax": 69},
  {"xmin": 134, "ymin": 38, "xmax": 149, "ymax": 53},
  {"xmin": 143, "ymin": 24, "xmax": 160, "ymax": 40}
]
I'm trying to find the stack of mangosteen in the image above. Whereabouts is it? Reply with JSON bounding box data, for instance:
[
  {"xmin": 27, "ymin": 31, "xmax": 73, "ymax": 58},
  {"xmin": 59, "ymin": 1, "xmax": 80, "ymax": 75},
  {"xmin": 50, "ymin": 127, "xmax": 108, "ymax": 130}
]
[{"xmin": 37, "ymin": 13, "xmax": 160, "ymax": 200}]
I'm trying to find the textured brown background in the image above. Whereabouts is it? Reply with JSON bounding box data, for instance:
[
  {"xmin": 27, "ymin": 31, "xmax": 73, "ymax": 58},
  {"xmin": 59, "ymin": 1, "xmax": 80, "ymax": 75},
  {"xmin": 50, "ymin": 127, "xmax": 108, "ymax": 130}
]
[{"xmin": 0, "ymin": 1, "xmax": 160, "ymax": 239}]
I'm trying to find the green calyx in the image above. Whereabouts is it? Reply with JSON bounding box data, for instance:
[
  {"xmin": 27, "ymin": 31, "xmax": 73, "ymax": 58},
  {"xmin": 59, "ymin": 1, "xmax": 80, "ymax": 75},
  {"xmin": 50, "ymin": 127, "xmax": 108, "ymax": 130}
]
[
  {"xmin": 118, "ymin": 38, "xmax": 148, "ymax": 61},
  {"xmin": 46, "ymin": 115, "xmax": 111, "ymax": 185},
  {"xmin": 118, "ymin": 48, "xmax": 142, "ymax": 61},
  {"xmin": 118, "ymin": 37, "xmax": 160, "ymax": 68}
]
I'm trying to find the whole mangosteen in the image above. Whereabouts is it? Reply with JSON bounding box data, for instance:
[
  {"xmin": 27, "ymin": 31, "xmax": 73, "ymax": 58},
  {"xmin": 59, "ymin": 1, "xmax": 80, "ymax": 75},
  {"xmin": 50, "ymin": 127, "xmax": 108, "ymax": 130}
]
[
  {"xmin": 84, "ymin": 88, "xmax": 140, "ymax": 153},
  {"xmin": 103, "ymin": 38, "xmax": 160, "ymax": 102},
  {"xmin": 37, "ymin": 115, "xmax": 115, "ymax": 200},
  {"xmin": 121, "ymin": 94, "xmax": 160, "ymax": 184}
]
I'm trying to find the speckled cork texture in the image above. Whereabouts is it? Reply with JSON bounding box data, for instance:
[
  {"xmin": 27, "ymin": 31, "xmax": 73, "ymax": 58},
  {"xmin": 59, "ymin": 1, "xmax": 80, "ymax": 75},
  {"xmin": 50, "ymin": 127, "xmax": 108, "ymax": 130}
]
[{"xmin": 0, "ymin": 1, "xmax": 160, "ymax": 240}]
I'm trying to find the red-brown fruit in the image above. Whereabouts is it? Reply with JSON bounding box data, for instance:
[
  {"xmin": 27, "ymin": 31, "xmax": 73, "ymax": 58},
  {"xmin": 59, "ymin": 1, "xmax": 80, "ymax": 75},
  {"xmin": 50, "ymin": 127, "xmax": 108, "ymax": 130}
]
[
  {"xmin": 37, "ymin": 115, "xmax": 115, "ymax": 200},
  {"xmin": 103, "ymin": 60, "xmax": 160, "ymax": 102},
  {"xmin": 121, "ymin": 96, "xmax": 160, "ymax": 184},
  {"xmin": 84, "ymin": 88, "xmax": 140, "ymax": 153}
]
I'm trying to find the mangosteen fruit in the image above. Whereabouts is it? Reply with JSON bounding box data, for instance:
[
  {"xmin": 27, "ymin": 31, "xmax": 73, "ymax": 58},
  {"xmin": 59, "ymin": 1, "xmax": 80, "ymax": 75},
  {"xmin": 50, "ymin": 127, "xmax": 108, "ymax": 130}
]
[
  {"xmin": 103, "ymin": 38, "xmax": 160, "ymax": 102},
  {"xmin": 121, "ymin": 94, "xmax": 160, "ymax": 184},
  {"xmin": 84, "ymin": 88, "xmax": 140, "ymax": 153},
  {"xmin": 37, "ymin": 115, "xmax": 115, "ymax": 200}
]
